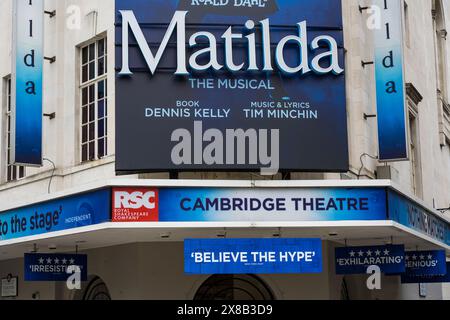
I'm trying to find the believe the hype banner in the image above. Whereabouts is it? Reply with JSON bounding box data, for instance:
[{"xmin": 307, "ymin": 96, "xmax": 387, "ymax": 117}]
[
  {"xmin": 112, "ymin": 187, "xmax": 387, "ymax": 222},
  {"xmin": 335, "ymin": 245, "xmax": 406, "ymax": 274},
  {"xmin": 185, "ymin": 238, "xmax": 322, "ymax": 274}
]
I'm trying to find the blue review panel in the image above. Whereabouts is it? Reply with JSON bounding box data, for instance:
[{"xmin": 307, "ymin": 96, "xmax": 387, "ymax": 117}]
[
  {"xmin": 335, "ymin": 245, "xmax": 406, "ymax": 275},
  {"xmin": 25, "ymin": 253, "xmax": 87, "ymax": 282},
  {"xmin": 185, "ymin": 238, "xmax": 323, "ymax": 274},
  {"xmin": 404, "ymin": 250, "xmax": 447, "ymax": 277}
]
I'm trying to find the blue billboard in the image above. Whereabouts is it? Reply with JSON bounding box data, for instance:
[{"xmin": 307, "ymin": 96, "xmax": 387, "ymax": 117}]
[
  {"xmin": 335, "ymin": 245, "xmax": 406, "ymax": 275},
  {"xmin": 373, "ymin": 0, "xmax": 408, "ymax": 161},
  {"xmin": 404, "ymin": 250, "xmax": 447, "ymax": 277},
  {"xmin": 24, "ymin": 253, "xmax": 87, "ymax": 282},
  {"xmin": 387, "ymin": 190, "xmax": 450, "ymax": 246},
  {"xmin": 115, "ymin": 0, "xmax": 348, "ymax": 174},
  {"xmin": 185, "ymin": 238, "xmax": 323, "ymax": 274},
  {"xmin": 12, "ymin": 0, "xmax": 44, "ymax": 166},
  {"xmin": 0, "ymin": 189, "xmax": 111, "ymax": 241},
  {"xmin": 157, "ymin": 187, "xmax": 387, "ymax": 222}
]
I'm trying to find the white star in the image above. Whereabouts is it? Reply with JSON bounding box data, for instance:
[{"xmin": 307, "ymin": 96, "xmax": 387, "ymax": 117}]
[
  {"xmin": 358, "ymin": 250, "xmax": 364, "ymax": 257},
  {"xmin": 62, "ymin": 258, "xmax": 67, "ymax": 264},
  {"xmin": 367, "ymin": 250, "xmax": 372, "ymax": 256},
  {"xmin": 375, "ymin": 250, "xmax": 381, "ymax": 256},
  {"xmin": 384, "ymin": 249, "xmax": 390, "ymax": 256},
  {"xmin": 46, "ymin": 258, "xmax": 52, "ymax": 264},
  {"xmin": 420, "ymin": 255, "xmax": 425, "ymax": 260},
  {"xmin": 405, "ymin": 255, "xmax": 410, "ymax": 260},
  {"xmin": 69, "ymin": 259, "xmax": 75, "ymax": 265},
  {"xmin": 54, "ymin": 258, "xmax": 60, "ymax": 264},
  {"xmin": 428, "ymin": 254, "xmax": 433, "ymax": 260},
  {"xmin": 39, "ymin": 257, "xmax": 44, "ymax": 264},
  {"xmin": 412, "ymin": 255, "xmax": 417, "ymax": 260},
  {"xmin": 349, "ymin": 251, "xmax": 355, "ymax": 257}
]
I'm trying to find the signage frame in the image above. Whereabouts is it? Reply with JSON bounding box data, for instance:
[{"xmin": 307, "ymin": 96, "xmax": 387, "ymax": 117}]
[
  {"xmin": 11, "ymin": 0, "xmax": 44, "ymax": 167},
  {"xmin": 1, "ymin": 275, "xmax": 18, "ymax": 298},
  {"xmin": 184, "ymin": 238, "xmax": 323, "ymax": 275},
  {"xmin": 24, "ymin": 253, "xmax": 88, "ymax": 282},
  {"xmin": 335, "ymin": 244, "xmax": 406, "ymax": 275},
  {"xmin": 114, "ymin": 0, "xmax": 349, "ymax": 174},
  {"xmin": 373, "ymin": 0, "xmax": 409, "ymax": 162}
]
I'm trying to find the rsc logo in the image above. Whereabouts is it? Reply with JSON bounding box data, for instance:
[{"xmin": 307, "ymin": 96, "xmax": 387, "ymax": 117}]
[
  {"xmin": 114, "ymin": 190, "xmax": 157, "ymax": 209},
  {"xmin": 112, "ymin": 188, "xmax": 159, "ymax": 222}
]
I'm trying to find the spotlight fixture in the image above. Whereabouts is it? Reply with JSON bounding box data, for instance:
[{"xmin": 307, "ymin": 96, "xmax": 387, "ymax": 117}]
[
  {"xmin": 160, "ymin": 232, "xmax": 171, "ymax": 239},
  {"xmin": 329, "ymin": 232, "xmax": 339, "ymax": 237}
]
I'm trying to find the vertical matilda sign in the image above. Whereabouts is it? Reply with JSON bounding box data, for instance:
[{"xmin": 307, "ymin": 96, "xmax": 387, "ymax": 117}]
[
  {"xmin": 115, "ymin": 0, "xmax": 348, "ymax": 175},
  {"xmin": 373, "ymin": 0, "xmax": 408, "ymax": 161},
  {"xmin": 12, "ymin": 0, "xmax": 44, "ymax": 166}
]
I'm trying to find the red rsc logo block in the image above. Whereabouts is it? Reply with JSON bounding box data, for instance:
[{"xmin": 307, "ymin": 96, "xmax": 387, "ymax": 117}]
[{"xmin": 112, "ymin": 188, "xmax": 159, "ymax": 222}]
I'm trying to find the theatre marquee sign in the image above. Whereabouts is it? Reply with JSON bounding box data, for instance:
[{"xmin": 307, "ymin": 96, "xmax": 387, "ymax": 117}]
[{"xmin": 115, "ymin": 0, "xmax": 348, "ymax": 174}]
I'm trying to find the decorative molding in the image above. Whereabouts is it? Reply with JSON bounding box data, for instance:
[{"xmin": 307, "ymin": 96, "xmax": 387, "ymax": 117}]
[{"xmin": 405, "ymin": 83, "xmax": 423, "ymax": 105}]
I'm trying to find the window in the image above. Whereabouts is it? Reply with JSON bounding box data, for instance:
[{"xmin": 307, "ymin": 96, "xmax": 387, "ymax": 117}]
[
  {"xmin": 406, "ymin": 84, "xmax": 423, "ymax": 198},
  {"xmin": 82, "ymin": 277, "xmax": 111, "ymax": 300},
  {"xmin": 433, "ymin": 0, "xmax": 447, "ymax": 100},
  {"xmin": 409, "ymin": 113, "xmax": 419, "ymax": 195},
  {"xmin": 4, "ymin": 77, "xmax": 25, "ymax": 182},
  {"xmin": 80, "ymin": 38, "xmax": 108, "ymax": 163},
  {"xmin": 433, "ymin": 0, "xmax": 450, "ymax": 146},
  {"xmin": 408, "ymin": 104, "xmax": 422, "ymax": 197},
  {"xmin": 194, "ymin": 275, "xmax": 274, "ymax": 300}
]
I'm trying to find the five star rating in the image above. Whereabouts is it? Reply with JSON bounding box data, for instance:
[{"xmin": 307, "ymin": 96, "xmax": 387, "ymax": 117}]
[
  {"xmin": 349, "ymin": 249, "xmax": 390, "ymax": 258},
  {"xmin": 38, "ymin": 257, "xmax": 75, "ymax": 265}
]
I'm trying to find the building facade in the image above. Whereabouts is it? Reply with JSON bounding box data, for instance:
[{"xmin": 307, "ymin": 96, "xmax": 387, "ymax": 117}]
[{"xmin": 0, "ymin": 0, "xmax": 449, "ymax": 300}]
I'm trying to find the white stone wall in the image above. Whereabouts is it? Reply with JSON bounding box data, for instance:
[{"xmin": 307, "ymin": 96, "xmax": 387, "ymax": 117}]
[{"xmin": 0, "ymin": 0, "xmax": 449, "ymax": 300}]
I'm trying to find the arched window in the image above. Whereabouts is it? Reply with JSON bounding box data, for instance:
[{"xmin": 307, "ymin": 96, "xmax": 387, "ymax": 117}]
[
  {"xmin": 194, "ymin": 275, "xmax": 274, "ymax": 301},
  {"xmin": 433, "ymin": 0, "xmax": 448, "ymax": 97},
  {"xmin": 82, "ymin": 276, "xmax": 111, "ymax": 300},
  {"xmin": 340, "ymin": 278, "xmax": 350, "ymax": 300}
]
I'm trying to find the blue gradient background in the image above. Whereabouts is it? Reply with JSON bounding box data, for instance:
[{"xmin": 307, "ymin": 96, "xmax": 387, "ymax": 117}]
[
  {"xmin": 374, "ymin": 0, "xmax": 408, "ymax": 161},
  {"xmin": 159, "ymin": 187, "xmax": 387, "ymax": 222},
  {"xmin": 375, "ymin": 45, "xmax": 407, "ymax": 161},
  {"xmin": 388, "ymin": 190, "xmax": 450, "ymax": 246},
  {"xmin": 0, "ymin": 189, "xmax": 111, "ymax": 241},
  {"xmin": 13, "ymin": 0, "xmax": 43, "ymax": 166}
]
